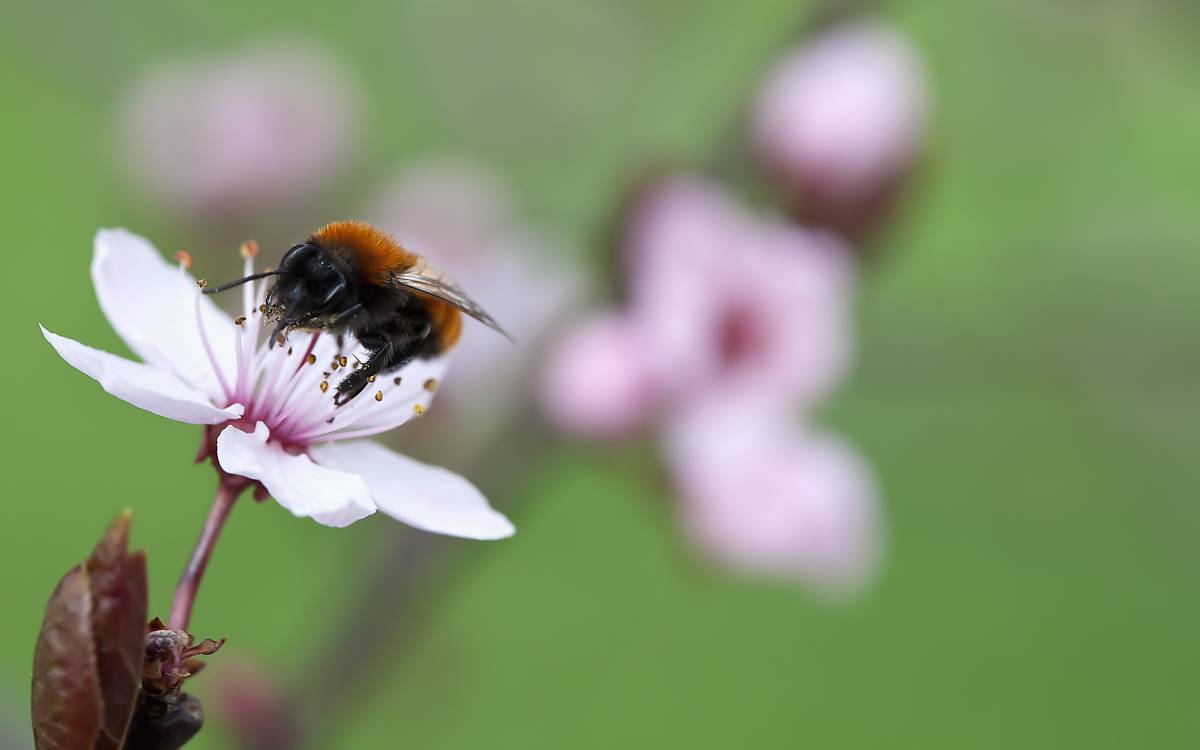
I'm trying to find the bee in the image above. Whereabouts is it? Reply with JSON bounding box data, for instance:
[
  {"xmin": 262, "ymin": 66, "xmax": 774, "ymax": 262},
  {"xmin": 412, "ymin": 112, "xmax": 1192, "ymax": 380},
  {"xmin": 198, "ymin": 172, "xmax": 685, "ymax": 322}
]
[{"xmin": 204, "ymin": 220, "xmax": 509, "ymax": 405}]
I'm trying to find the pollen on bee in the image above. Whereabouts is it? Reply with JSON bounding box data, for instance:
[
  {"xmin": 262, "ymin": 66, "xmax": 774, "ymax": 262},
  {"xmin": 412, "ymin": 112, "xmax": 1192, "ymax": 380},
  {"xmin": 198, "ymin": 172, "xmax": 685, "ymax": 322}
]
[
  {"xmin": 239, "ymin": 240, "xmax": 259, "ymax": 259},
  {"xmin": 423, "ymin": 378, "xmax": 438, "ymax": 392},
  {"xmin": 234, "ymin": 315, "xmax": 246, "ymax": 326},
  {"xmin": 319, "ymin": 381, "xmax": 329, "ymax": 393},
  {"xmin": 174, "ymin": 250, "xmax": 193, "ymax": 269},
  {"xmin": 412, "ymin": 403, "xmax": 425, "ymax": 416},
  {"xmin": 338, "ymin": 356, "xmax": 348, "ymax": 368},
  {"xmin": 375, "ymin": 390, "xmax": 383, "ymax": 402},
  {"xmin": 306, "ymin": 354, "xmax": 317, "ymax": 365}
]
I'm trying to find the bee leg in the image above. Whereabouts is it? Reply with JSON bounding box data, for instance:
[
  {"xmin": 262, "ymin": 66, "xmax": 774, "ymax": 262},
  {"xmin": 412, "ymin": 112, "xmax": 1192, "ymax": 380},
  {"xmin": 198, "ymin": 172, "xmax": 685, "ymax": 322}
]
[
  {"xmin": 332, "ymin": 370, "xmax": 373, "ymax": 406},
  {"xmin": 327, "ymin": 303, "xmax": 364, "ymax": 327},
  {"xmin": 333, "ymin": 339, "xmax": 393, "ymax": 407}
]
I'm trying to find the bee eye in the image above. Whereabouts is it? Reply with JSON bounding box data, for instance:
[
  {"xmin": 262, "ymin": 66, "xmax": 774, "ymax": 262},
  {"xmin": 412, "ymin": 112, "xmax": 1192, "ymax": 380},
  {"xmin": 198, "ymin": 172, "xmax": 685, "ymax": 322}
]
[{"xmin": 280, "ymin": 242, "xmax": 320, "ymax": 268}]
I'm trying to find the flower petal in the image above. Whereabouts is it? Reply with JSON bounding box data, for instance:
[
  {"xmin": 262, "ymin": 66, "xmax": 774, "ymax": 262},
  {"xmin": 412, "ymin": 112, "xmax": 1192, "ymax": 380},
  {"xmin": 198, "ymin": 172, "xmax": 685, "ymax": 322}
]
[
  {"xmin": 42, "ymin": 326, "xmax": 242, "ymax": 425},
  {"xmin": 539, "ymin": 311, "xmax": 656, "ymax": 438},
  {"xmin": 310, "ymin": 440, "xmax": 514, "ymax": 540},
  {"xmin": 664, "ymin": 388, "xmax": 881, "ymax": 596},
  {"xmin": 92, "ymin": 228, "xmax": 237, "ymax": 399},
  {"xmin": 216, "ymin": 423, "xmax": 375, "ymax": 528}
]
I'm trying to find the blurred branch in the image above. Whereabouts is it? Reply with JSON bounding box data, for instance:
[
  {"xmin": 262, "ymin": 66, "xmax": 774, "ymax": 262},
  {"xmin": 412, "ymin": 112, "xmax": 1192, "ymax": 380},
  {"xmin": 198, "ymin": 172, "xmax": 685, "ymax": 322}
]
[{"xmin": 237, "ymin": 418, "xmax": 553, "ymax": 750}]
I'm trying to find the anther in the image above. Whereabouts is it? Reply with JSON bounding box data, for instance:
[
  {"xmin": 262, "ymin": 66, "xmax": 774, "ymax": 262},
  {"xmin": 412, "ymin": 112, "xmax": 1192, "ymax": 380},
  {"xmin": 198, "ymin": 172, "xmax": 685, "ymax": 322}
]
[
  {"xmin": 234, "ymin": 315, "xmax": 246, "ymax": 326},
  {"xmin": 306, "ymin": 354, "xmax": 316, "ymax": 365},
  {"xmin": 174, "ymin": 250, "xmax": 193, "ymax": 269},
  {"xmin": 240, "ymin": 240, "xmax": 259, "ymax": 259},
  {"xmin": 375, "ymin": 390, "xmax": 383, "ymax": 402},
  {"xmin": 412, "ymin": 403, "xmax": 425, "ymax": 416},
  {"xmin": 319, "ymin": 381, "xmax": 329, "ymax": 393},
  {"xmin": 423, "ymin": 378, "xmax": 438, "ymax": 391}
]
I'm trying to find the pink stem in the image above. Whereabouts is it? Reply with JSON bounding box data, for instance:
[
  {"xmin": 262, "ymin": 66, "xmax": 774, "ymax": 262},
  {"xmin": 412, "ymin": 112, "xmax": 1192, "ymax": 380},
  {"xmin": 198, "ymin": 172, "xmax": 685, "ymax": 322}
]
[{"xmin": 168, "ymin": 482, "xmax": 242, "ymax": 631}]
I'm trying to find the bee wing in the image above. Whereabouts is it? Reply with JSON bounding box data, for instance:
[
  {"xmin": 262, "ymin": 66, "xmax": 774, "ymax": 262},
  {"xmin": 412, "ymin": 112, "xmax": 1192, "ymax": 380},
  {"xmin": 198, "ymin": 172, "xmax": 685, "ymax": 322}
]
[{"xmin": 391, "ymin": 263, "xmax": 513, "ymax": 341}]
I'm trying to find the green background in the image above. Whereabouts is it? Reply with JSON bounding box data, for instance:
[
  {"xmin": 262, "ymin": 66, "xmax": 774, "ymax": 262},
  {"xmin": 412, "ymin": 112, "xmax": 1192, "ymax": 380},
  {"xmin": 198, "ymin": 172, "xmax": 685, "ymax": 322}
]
[{"xmin": 2, "ymin": 0, "xmax": 1199, "ymax": 747}]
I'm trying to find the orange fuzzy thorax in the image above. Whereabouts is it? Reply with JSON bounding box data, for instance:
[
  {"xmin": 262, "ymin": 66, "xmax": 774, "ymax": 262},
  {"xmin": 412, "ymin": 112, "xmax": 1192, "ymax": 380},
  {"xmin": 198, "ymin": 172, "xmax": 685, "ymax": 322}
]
[
  {"xmin": 310, "ymin": 220, "xmax": 463, "ymax": 351},
  {"xmin": 311, "ymin": 220, "xmax": 415, "ymax": 283}
]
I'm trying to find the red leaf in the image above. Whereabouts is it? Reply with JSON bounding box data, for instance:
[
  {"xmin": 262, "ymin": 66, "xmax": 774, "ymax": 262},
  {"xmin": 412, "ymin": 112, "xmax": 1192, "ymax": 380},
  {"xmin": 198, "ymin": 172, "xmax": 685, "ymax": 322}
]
[
  {"xmin": 86, "ymin": 512, "xmax": 148, "ymax": 750},
  {"xmin": 31, "ymin": 512, "xmax": 148, "ymax": 750},
  {"xmin": 31, "ymin": 566, "xmax": 103, "ymax": 750}
]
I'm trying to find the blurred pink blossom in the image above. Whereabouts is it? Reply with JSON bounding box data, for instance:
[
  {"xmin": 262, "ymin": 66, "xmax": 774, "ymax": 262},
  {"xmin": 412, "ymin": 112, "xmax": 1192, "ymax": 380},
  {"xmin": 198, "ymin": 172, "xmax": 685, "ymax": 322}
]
[
  {"xmin": 750, "ymin": 20, "xmax": 928, "ymax": 241},
  {"xmin": 664, "ymin": 389, "xmax": 880, "ymax": 594},
  {"xmin": 540, "ymin": 175, "xmax": 880, "ymax": 594},
  {"xmin": 210, "ymin": 660, "xmax": 301, "ymax": 750},
  {"xmin": 543, "ymin": 175, "xmax": 853, "ymax": 436},
  {"xmin": 366, "ymin": 162, "xmax": 581, "ymax": 443},
  {"xmin": 540, "ymin": 311, "xmax": 655, "ymax": 438},
  {"xmin": 118, "ymin": 38, "xmax": 363, "ymax": 221}
]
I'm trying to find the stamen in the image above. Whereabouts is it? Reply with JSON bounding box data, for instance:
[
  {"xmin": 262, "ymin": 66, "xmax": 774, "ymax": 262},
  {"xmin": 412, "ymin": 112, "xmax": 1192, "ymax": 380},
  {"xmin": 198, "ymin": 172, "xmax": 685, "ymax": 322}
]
[{"xmin": 192, "ymin": 291, "xmax": 232, "ymax": 401}]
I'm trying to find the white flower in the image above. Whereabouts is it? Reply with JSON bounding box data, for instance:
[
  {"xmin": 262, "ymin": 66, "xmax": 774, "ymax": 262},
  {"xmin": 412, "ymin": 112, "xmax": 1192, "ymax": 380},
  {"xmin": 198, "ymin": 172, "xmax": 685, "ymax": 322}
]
[{"xmin": 42, "ymin": 229, "xmax": 514, "ymax": 539}]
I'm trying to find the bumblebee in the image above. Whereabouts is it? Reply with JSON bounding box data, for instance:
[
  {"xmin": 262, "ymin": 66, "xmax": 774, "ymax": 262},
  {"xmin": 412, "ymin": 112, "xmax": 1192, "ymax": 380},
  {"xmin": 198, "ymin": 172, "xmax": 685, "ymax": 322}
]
[{"xmin": 205, "ymin": 220, "xmax": 508, "ymax": 405}]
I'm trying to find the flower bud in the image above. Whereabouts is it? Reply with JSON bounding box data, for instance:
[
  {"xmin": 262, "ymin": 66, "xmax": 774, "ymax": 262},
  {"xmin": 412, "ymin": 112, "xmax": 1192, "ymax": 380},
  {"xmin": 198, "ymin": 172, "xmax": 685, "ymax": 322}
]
[{"xmin": 750, "ymin": 20, "xmax": 929, "ymax": 244}]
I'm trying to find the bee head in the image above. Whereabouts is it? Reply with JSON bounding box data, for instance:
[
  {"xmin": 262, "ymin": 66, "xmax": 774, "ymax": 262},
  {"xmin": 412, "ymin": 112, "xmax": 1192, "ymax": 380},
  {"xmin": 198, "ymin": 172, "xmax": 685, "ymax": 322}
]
[{"xmin": 266, "ymin": 242, "xmax": 351, "ymax": 326}]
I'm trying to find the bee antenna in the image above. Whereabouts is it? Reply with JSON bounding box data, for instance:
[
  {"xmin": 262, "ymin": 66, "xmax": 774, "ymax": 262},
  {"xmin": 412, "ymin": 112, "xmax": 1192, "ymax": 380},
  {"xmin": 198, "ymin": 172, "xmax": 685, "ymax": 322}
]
[{"xmin": 201, "ymin": 270, "xmax": 291, "ymax": 295}]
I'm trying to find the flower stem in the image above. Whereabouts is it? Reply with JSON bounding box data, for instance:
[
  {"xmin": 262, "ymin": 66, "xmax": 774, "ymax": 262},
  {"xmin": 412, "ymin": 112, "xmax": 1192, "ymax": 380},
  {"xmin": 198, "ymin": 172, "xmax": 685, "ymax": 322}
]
[{"xmin": 168, "ymin": 482, "xmax": 242, "ymax": 631}]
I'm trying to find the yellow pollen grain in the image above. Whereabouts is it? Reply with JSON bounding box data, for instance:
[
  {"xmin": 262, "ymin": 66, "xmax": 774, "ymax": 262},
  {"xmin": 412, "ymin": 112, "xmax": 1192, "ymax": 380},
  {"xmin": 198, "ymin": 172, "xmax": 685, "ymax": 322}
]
[
  {"xmin": 306, "ymin": 354, "xmax": 317, "ymax": 365},
  {"xmin": 412, "ymin": 403, "xmax": 425, "ymax": 416},
  {"xmin": 375, "ymin": 390, "xmax": 383, "ymax": 402},
  {"xmin": 338, "ymin": 356, "xmax": 348, "ymax": 367},
  {"xmin": 234, "ymin": 315, "xmax": 246, "ymax": 326},
  {"xmin": 331, "ymin": 361, "xmax": 339, "ymax": 371},
  {"xmin": 423, "ymin": 378, "xmax": 438, "ymax": 392},
  {"xmin": 393, "ymin": 377, "xmax": 402, "ymax": 385},
  {"xmin": 367, "ymin": 375, "xmax": 376, "ymax": 383},
  {"xmin": 319, "ymin": 381, "xmax": 329, "ymax": 393}
]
